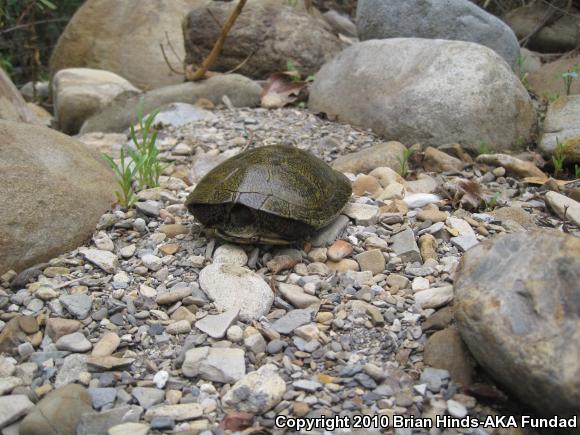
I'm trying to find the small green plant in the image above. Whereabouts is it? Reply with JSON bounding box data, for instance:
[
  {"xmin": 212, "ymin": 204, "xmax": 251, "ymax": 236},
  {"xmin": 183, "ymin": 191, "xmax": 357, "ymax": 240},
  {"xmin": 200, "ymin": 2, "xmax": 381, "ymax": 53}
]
[
  {"xmin": 516, "ymin": 55, "xmax": 530, "ymax": 90},
  {"xmin": 543, "ymin": 91, "xmax": 561, "ymax": 103},
  {"xmin": 128, "ymin": 99, "xmax": 164, "ymax": 190},
  {"xmin": 575, "ymin": 164, "xmax": 580, "ymax": 179},
  {"xmin": 485, "ymin": 192, "xmax": 500, "ymax": 211},
  {"xmin": 561, "ymin": 65, "xmax": 579, "ymax": 96},
  {"xmin": 102, "ymin": 148, "xmax": 138, "ymax": 209},
  {"xmin": 552, "ymin": 138, "xmax": 566, "ymax": 177},
  {"xmin": 477, "ymin": 141, "xmax": 490, "ymax": 155},
  {"xmin": 397, "ymin": 148, "xmax": 415, "ymax": 177}
]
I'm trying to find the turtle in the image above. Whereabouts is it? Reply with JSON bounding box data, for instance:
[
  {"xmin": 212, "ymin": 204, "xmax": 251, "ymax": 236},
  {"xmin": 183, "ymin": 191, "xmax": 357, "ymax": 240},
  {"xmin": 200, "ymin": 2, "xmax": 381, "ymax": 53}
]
[{"xmin": 186, "ymin": 145, "xmax": 352, "ymax": 244}]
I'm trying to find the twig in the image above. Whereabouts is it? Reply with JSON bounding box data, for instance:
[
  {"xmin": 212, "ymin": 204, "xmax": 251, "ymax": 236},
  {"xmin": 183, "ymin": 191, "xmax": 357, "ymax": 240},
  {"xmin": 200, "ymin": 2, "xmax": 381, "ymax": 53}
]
[
  {"xmin": 519, "ymin": 3, "xmax": 560, "ymax": 47},
  {"xmin": 224, "ymin": 48, "xmax": 258, "ymax": 74},
  {"xmin": 160, "ymin": 43, "xmax": 185, "ymax": 75},
  {"xmin": 207, "ymin": 9, "xmax": 223, "ymax": 28},
  {"xmin": 164, "ymin": 31, "xmax": 183, "ymax": 66},
  {"xmin": 0, "ymin": 18, "xmax": 68, "ymax": 34},
  {"xmin": 187, "ymin": 0, "xmax": 247, "ymax": 81}
]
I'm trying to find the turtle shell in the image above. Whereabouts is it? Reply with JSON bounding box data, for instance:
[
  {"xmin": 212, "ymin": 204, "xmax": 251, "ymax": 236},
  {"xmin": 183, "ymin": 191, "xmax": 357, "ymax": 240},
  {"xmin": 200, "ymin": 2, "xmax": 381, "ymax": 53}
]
[{"xmin": 186, "ymin": 145, "xmax": 352, "ymax": 242}]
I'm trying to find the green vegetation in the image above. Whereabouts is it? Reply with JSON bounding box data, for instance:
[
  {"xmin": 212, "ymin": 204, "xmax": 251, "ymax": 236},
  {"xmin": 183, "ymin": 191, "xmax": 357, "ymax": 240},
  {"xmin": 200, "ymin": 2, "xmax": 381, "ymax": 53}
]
[
  {"xmin": 102, "ymin": 148, "xmax": 138, "ymax": 209},
  {"xmin": 1, "ymin": 0, "xmax": 84, "ymax": 84},
  {"xmin": 485, "ymin": 192, "xmax": 500, "ymax": 211},
  {"xmin": 561, "ymin": 65, "xmax": 579, "ymax": 96},
  {"xmin": 477, "ymin": 141, "xmax": 490, "ymax": 155},
  {"xmin": 552, "ymin": 138, "xmax": 566, "ymax": 178},
  {"xmin": 128, "ymin": 101, "xmax": 164, "ymax": 190},
  {"xmin": 397, "ymin": 148, "xmax": 415, "ymax": 177},
  {"xmin": 103, "ymin": 99, "xmax": 164, "ymax": 208},
  {"xmin": 516, "ymin": 55, "xmax": 530, "ymax": 90},
  {"xmin": 575, "ymin": 164, "xmax": 580, "ymax": 179},
  {"xmin": 543, "ymin": 91, "xmax": 561, "ymax": 103}
]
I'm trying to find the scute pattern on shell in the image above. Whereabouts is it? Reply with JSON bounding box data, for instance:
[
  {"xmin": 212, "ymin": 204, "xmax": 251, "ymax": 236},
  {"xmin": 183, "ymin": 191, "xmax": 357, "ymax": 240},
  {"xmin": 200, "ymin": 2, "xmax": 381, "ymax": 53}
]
[{"xmin": 186, "ymin": 145, "xmax": 352, "ymax": 238}]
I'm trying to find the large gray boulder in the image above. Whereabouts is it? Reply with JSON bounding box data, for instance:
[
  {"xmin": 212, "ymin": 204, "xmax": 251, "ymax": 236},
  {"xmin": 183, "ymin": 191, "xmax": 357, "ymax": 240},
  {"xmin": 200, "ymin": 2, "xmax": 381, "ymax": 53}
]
[
  {"xmin": 356, "ymin": 0, "xmax": 520, "ymax": 67},
  {"xmin": 454, "ymin": 230, "xmax": 580, "ymax": 417},
  {"xmin": 80, "ymin": 74, "xmax": 262, "ymax": 133},
  {"xmin": 53, "ymin": 68, "xmax": 140, "ymax": 135},
  {"xmin": 309, "ymin": 39, "xmax": 536, "ymax": 153},
  {"xmin": 183, "ymin": 0, "xmax": 345, "ymax": 79},
  {"xmin": 0, "ymin": 120, "xmax": 116, "ymax": 274},
  {"xmin": 50, "ymin": 0, "xmax": 210, "ymax": 91}
]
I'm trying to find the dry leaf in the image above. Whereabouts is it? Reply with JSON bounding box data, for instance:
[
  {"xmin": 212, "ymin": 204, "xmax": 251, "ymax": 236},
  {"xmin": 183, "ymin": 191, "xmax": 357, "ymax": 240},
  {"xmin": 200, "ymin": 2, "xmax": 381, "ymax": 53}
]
[
  {"xmin": 261, "ymin": 72, "xmax": 307, "ymax": 108},
  {"xmin": 457, "ymin": 179, "xmax": 485, "ymax": 210}
]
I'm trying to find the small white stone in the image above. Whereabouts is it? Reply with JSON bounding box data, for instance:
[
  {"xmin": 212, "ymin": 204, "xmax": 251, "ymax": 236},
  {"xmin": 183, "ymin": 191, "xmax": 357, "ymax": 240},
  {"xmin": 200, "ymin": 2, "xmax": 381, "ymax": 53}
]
[
  {"xmin": 141, "ymin": 254, "xmax": 162, "ymax": 271},
  {"xmin": 213, "ymin": 244, "xmax": 248, "ymax": 266},
  {"xmin": 153, "ymin": 370, "xmax": 169, "ymax": 389},
  {"xmin": 447, "ymin": 399, "xmax": 468, "ymax": 418}
]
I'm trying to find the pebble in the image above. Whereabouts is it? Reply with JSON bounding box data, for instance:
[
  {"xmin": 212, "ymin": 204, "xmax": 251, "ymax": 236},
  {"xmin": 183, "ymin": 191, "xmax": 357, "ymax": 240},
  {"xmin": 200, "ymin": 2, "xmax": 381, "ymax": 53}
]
[
  {"xmin": 155, "ymin": 285, "xmax": 192, "ymax": 304},
  {"xmin": 89, "ymin": 387, "xmax": 117, "ymax": 409},
  {"xmin": 56, "ymin": 332, "xmax": 92, "ymax": 352},
  {"xmin": 92, "ymin": 332, "xmax": 121, "ymax": 357},
  {"xmin": 447, "ymin": 399, "xmax": 468, "ymax": 418},
  {"xmin": 132, "ymin": 387, "xmax": 165, "ymax": 409},
  {"xmin": 213, "ymin": 244, "xmax": 248, "ymax": 266},
  {"xmin": 108, "ymin": 422, "xmax": 150, "ymax": 435},
  {"xmin": 136, "ymin": 200, "xmax": 161, "ymax": 217},
  {"xmin": 278, "ymin": 283, "xmax": 320, "ymax": 309},
  {"xmin": 355, "ymin": 249, "xmax": 385, "ymax": 275},
  {"xmin": 327, "ymin": 240, "xmax": 353, "ymax": 261},
  {"xmin": 414, "ymin": 285, "xmax": 454, "ymax": 309},
  {"xmin": 0, "ymin": 377, "xmax": 23, "ymax": 395},
  {"xmin": 145, "ymin": 403, "xmax": 202, "ymax": 422},
  {"xmin": 166, "ymin": 320, "xmax": 192, "ymax": 335},
  {"xmin": 153, "ymin": 370, "xmax": 169, "ymax": 389},
  {"xmin": 141, "ymin": 254, "xmax": 162, "ymax": 271},
  {"xmin": 0, "ymin": 395, "xmax": 34, "ymax": 427}
]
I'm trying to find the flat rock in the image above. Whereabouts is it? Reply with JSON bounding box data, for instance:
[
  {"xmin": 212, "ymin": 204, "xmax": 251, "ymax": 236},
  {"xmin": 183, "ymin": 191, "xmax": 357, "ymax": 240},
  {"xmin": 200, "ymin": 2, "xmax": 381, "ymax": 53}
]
[
  {"xmin": 132, "ymin": 387, "xmax": 165, "ymax": 410},
  {"xmin": 144, "ymin": 403, "xmax": 202, "ymax": 422},
  {"xmin": 88, "ymin": 387, "xmax": 117, "ymax": 410},
  {"xmin": 390, "ymin": 228, "xmax": 421, "ymax": 263},
  {"xmin": 199, "ymin": 263, "xmax": 274, "ymax": 322},
  {"xmin": 182, "ymin": 347, "xmax": 245, "ymax": 383},
  {"xmin": 91, "ymin": 332, "xmax": 120, "ymax": 357},
  {"xmin": 153, "ymin": 102, "xmax": 215, "ymax": 128},
  {"xmin": 424, "ymin": 326, "xmax": 473, "ymax": 386},
  {"xmin": 77, "ymin": 405, "xmax": 142, "ymax": 435},
  {"xmin": 342, "ymin": 203, "xmax": 380, "ymax": 226},
  {"xmin": 355, "ymin": 249, "xmax": 385, "ymax": 275},
  {"xmin": 272, "ymin": 309, "xmax": 314, "ymax": 335},
  {"xmin": 194, "ymin": 308, "xmax": 239, "ymax": 339},
  {"xmin": 213, "ymin": 244, "xmax": 248, "ymax": 266},
  {"xmin": 475, "ymin": 153, "xmax": 546, "ymax": 179},
  {"xmin": 222, "ymin": 364, "xmax": 286, "ymax": 414},
  {"xmin": 0, "ymin": 395, "xmax": 34, "ymax": 428},
  {"xmin": 107, "ymin": 422, "xmax": 150, "ymax": 435},
  {"xmin": 86, "ymin": 356, "xmax": 135, "ymax": 372},
  {"xmin": 19, "ymin": 384, "xmax": 92, "ymax": 435},
  {"xmin": 0, "ymin": 377, "xmax": 22, "ymax": 396},
  {"xmin": 81, "ymin": 249, "xmax": 118, "ymax": 273},
  {"xmin": 55, "ymin": 354, "xmax": 87, "ymax": 388},
  {"xmin": 545, "ymin": 191, "xmax": 580, "ymax": 227},
  {"xmin": 155, "ymin": 285, "xmax": 192, "ymax": 305},
  {"xmin": 454, "ymin": 230, "xmax": 580, "ymax": 417},
  {"xmin": 59, "ymin": 293, "xmax": 92, "ymax": 319}
]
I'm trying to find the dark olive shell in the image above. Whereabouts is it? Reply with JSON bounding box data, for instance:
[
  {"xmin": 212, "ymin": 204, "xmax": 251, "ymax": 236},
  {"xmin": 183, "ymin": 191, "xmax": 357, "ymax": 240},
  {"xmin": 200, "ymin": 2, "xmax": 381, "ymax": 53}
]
[{"xmin": 186, "ymin": 145, "xmax": 351, "ymax": 241}]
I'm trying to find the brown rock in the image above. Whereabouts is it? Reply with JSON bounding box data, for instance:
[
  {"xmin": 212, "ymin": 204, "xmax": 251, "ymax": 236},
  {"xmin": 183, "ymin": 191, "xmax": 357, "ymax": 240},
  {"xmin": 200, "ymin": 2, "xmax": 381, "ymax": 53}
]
[
  {"xmin": 183, "ymin": 0, "xmax": 345, "ymax": 80},
  {"xmin": 422, "ymin": 306, "xmax": 454, "ymax": 331},
  {"xmin": 416, "ymin": 208, "xmax": 448, "ymax": 223},
  {"xmin": 368, "ymin": 166, "xmax": 406, "ymax": 187},
  {"xmin": 528, "ymin": 55, "xmax": 580, "ymax": 97},
  {"xmin": 352, "ymin": 174, "xmax": 382, "ymax": 197},
  {"xmin": 19, "ymin": 384, "xmax": 92, "ymax": 435},
  {"xmin": 46, "ymin": 318, "xmax": 82, "ymax": 341},
  {"xmin": 159, "ymin": 224, "xmax": 189, "ymax": 238},
  {"xmin": 326, "ymin": 259, "xmax": 359, "ymax": 272},
  {"xmin": 380, "ymin": 199, "xmax": 409, "ymax": 215},
  {"xmin": 327, "ymin": 240, "xmax": 353, "ymax": 261},
  {"xmin": 91, "ymin": 331, "xmax": 120, "ymax": 357},
  {"xmin": 0, "ymin": 68, "xmax": 42, "ymax": 124},
  {"xmin": 454, "ymin": 230, "xmax": 580, "ymax": 416},
  {"xmin": 423, "ymin": 147, "xmax": 464, "ymax": 172},
  {"xmin": 0, "ymin": 120, "xmax": 116, "ymax": 275},
  {"xmin": 332, "ymin": 142, "xmax": 407, "ymax": 174},
  {"xmin": 419, "ymin": 234, "xmax": 438, "ymax": 262},
  {"xmin": 18, "ymin": 315, "xmax": 39, "ymax": 334},
  {"xmin": 475, "ymin": 153, "xmax": 546, "ymax": 179},
  {"xmin": 424, "ymin": 326, "xmax": 474, "ymax": 386},
  {"xmin": 50, "ymin": 0, "xmax": 209, "ymax": 90},
  {"xmin": 159, "ymin": 243, "xmax": 180, "ymax": 255},
  {"xmin": 0, "ymin": 317, "xmax": 28, "ymax": 354}
]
